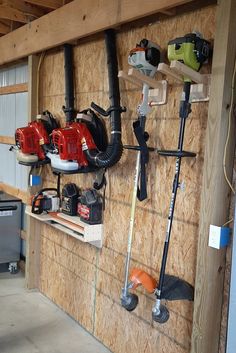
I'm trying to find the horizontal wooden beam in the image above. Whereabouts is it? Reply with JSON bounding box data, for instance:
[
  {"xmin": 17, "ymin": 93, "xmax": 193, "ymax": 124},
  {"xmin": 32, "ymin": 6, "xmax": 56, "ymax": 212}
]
[
  {"xmin": 24, "ymin": 0, "xmax": 63, "ymax": 9},
  {"xmin": 0, "ymin": 135, "xmax": 15, "ymax": 144},
  {"xmin": 0, "ymin": 0, "xmax": 195, "ymax": 66},
  {"xmin": 0, "ymin": 82, "xmax": 28, "ymax": 95},
  {"xmin": 0, "ymin": 182, "xmax": 28, "ymax": 204}
]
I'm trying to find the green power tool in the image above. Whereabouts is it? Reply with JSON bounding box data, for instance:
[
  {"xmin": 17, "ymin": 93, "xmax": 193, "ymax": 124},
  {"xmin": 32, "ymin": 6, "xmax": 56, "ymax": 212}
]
[{"xmin": 168, "ymin": 32, "xmax": 210, "ymax": 76}]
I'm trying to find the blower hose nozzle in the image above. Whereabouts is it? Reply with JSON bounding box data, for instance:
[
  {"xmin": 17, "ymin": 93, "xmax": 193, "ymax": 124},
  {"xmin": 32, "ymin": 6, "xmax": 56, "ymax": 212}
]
[{"xmin": 84, "ymin": 28, "xmax": 124, "ymax": 168}]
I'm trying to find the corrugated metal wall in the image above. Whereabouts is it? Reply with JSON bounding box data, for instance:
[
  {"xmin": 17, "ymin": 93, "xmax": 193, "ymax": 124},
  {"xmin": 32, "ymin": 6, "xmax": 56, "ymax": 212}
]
[
  {"xmin": 0, "ymin": 64, "xmax": 28, "ymax": 86},
  {"xmin": 0, "ymin": 63, "xmax": 28, "ymax": 191}
]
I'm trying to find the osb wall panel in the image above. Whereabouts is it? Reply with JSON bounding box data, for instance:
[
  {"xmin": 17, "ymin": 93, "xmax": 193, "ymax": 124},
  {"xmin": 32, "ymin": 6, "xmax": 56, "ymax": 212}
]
[{"xmin": 38, "ymin": 5, "xmax": 216, "ymax": 353}]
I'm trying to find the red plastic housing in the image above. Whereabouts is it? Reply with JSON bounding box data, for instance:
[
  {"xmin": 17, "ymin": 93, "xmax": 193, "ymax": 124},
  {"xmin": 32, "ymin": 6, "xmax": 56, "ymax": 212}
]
[
  {"xmin": 15, "ymin": 121, "xmax": 50, "ymax": 161},
  {"xmin": 52, "ymin": 122, "xmax": 97, "ymax": 167}
]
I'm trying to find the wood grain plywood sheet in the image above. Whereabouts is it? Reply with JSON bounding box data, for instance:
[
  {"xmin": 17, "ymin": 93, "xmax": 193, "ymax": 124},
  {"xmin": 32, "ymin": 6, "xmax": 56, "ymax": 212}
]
[
  {"xmin": 73, "ymin": 38, "xmax": 106, "ymax": 94},
  {"xmin": 41, "ymin": 235, "xmax": 96, "ymax": 284},
  {"xmin": 102, "ymin": 201, "xmax": 198, "ymax": 285},
  {"xmin": 40, "ymin": 50, "xmax": 64, "ymax": 97},
  {"xmin": 41, "ymin": 223, "xmax": 98, "ymax": 264},
  {"xmin": 40, "ymin": 252, "xmax": 95, "ymax": 332},
  {"xmin": 40, "ymin": 95, "xmax": 65, "ymax": 125},
  {"xmin": 94, "ymin": 291, "xmax": 189, "ymax": 353},
  {"xmin": 38, "ymin": 5, "xmax": 216, "ymax": 353}
]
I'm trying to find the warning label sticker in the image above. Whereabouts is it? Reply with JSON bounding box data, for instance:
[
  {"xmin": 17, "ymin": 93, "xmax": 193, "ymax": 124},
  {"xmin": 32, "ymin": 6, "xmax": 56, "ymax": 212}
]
[{"xmin": 0, "ymin": 211, "xmax": 13, "ymax": 217}]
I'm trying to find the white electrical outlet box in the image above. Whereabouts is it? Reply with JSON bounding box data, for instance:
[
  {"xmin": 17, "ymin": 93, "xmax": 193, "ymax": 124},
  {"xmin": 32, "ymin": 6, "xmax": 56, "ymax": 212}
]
[{"xmin": 208, "ymin": 224, "xmax": 230, "ymax": 249}]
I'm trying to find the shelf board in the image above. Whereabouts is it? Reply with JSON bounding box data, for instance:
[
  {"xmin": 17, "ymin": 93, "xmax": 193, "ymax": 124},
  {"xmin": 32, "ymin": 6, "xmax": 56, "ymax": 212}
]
[{"xmin": 25, "ymin": 206, "xmax": 103, "ymax": 248}]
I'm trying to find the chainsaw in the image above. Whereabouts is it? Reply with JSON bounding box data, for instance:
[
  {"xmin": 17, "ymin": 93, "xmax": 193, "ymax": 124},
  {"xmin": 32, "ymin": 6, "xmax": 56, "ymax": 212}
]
[{"xmin": 31, "ymin": 188, "xmax": 60, "ymax": 214}]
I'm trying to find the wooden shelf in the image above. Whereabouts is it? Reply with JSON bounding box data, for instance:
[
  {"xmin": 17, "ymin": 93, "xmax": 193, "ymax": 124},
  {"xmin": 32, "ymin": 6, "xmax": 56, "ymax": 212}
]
[
  {"xmin": 118, "ymin": 68, "xmax": 167, "ymax": 105},
  {"xmin": 25, "ymin": 206, "xmax": 103, "ymax": 248},
  {"xmin": 157, "ymin": 61, "xmax": 211, "ymax": 102}
]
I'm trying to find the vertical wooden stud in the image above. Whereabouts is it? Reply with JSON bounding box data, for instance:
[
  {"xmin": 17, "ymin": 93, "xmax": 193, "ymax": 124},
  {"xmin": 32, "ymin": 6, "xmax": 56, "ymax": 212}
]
[
  {"xmin": 191, "ymin": 0, "xmax": 236, "ymax": 352},
  {"xmin": 25, "ymin": 54, "xmax": 41, "ymax": 290}
]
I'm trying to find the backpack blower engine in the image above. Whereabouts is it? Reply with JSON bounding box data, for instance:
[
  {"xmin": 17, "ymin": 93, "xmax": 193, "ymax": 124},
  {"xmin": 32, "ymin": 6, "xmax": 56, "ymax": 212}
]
[
  {"xmin": 13, "ymin": 111, "xmax": 59, "ymax": 166},
  {"xmin": 47, "ymin": 109, "xmax": 108, "ymax": 173}
]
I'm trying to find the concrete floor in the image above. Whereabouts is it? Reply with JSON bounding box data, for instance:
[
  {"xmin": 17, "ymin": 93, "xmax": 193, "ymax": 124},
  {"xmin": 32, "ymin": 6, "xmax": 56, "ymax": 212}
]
[{"xmin": 0, "ymin": 269, "xmax": 111, "ymax": 353}]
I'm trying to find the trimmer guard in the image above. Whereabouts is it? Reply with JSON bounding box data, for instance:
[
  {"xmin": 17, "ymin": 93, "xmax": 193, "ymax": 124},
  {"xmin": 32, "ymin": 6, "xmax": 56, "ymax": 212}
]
[
  {"xmin": 130, "ymin": 269, "xmax": 194, "ymax": 301},
  {"xmin": 130, "ymin": 268, "xmax": 157, "ymax": 293},
  {"xmin": 161, "ymin": 274, "xmax": 194, "ymax": 301}
]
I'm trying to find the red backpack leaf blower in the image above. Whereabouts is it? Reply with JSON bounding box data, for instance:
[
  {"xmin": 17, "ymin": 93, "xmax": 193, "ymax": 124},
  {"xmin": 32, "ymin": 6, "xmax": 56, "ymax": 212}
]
[
  {"xmin": 13, "ymin": 30, "xmax": 124, "ymax": 179},
  {"xmin": 48, "ymin": 119, "xmax": 98, "ymax": 173},
  {"xmin": 13, "ymin": 111, "xmax": 59, "ymax": 166},
  {"xmin": 48, "ymin": 30, "xmax": 125, "ymax": 174}
]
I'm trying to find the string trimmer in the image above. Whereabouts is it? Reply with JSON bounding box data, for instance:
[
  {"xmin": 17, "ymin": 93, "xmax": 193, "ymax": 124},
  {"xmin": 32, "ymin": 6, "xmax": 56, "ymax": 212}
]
[
  {"xmin": 121, "ymin": 39, "xmax": 162, "ymax": 311},
  {"xmin": 122, "ymin": 33, "xmax": 210, "ymax": 323}
]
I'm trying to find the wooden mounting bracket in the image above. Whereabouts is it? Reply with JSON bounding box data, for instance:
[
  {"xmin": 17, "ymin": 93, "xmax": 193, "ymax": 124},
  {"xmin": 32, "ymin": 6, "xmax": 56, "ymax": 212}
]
[
  {"xmin": 157, "ymin": 61, "xmax": 211, "ymax": 102},
  {"xmin": 118, "ymin": 68, "xmax": 167, "ymax": 105}
]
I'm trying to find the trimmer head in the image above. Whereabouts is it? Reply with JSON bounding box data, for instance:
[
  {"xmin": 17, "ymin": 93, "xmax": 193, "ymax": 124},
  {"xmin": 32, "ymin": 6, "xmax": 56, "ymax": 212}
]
[
  {"xmin": 129, "ymin": 269, "xmax": 194, "ymax": 301},
  {"xmin": 129, "ymin": 268, "xmax": 157, "ymax": 293},
  {"xmin": 152, "ymin": 304, "xmax": 170, "ymax": 324},
  {"xmin": 121, "ymin": 293, "xmax": 139, "ymax": 312},
  {"xmin": 162, "ymin": 274, "xmax": 194, "ymax": 301}
]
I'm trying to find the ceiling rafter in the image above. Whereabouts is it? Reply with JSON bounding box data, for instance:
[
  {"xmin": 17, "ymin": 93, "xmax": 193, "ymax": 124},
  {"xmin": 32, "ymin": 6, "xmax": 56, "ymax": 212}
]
[
  {"xmin": 23, "ymin": 0, "xmax": 64, "ymax": 9},
  {"xmin": 0, "ymin": 0, "xmax": 71, "ymax": 36},
  {"xmin": 0, "ymin": 0, "xmax": 47, "ymax": 18},
  {"xmin": 0, "ymin": 20, "xmax": 10, "ymax": 34},
  {"xmin": 0, "ymin": 5, "xmax": 29, "ymax": 23},
  {"xmin": 0, "ymin": 18, "xmax": 12, "ymax": 25}
]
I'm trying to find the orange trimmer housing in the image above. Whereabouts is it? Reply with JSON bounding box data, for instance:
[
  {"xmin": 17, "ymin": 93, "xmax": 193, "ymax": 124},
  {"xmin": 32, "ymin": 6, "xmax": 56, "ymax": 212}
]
[{"xmin": 130, "ymin": 268, "xmax": 157, "ymax": 293}]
